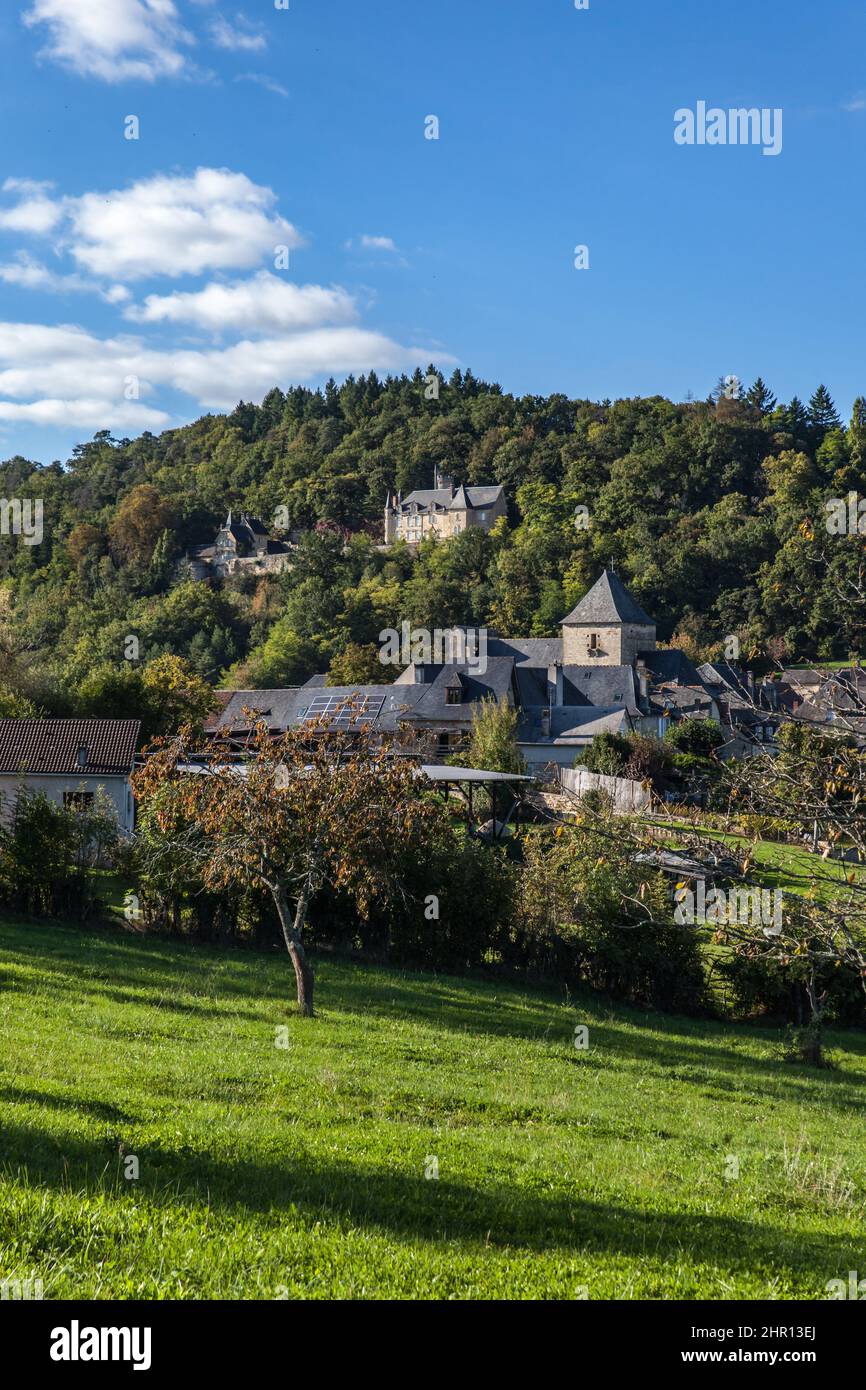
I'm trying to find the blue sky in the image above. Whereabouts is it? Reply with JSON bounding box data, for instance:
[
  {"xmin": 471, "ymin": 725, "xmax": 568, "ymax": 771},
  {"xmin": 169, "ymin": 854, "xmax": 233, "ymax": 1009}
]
[{"xmin": 0, "ymin": 0, "xmax": 864, "ymax": 464}]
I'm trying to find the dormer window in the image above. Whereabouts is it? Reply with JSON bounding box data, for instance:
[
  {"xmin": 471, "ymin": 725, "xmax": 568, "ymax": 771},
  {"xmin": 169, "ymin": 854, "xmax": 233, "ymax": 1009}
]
[
  {"xmin": 76, "ymin": 744, "xmax": 89, "ymax": 767},
  {"xmin": 446, "ymin": 686, "xmax": 462, "ymax": 706}
]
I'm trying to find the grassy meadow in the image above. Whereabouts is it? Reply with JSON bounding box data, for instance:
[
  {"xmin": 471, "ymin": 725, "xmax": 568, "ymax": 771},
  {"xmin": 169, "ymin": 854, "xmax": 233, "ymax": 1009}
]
[{"xmin": 1, "ymin": 915, "xmax": 865, "ymax": 1300}]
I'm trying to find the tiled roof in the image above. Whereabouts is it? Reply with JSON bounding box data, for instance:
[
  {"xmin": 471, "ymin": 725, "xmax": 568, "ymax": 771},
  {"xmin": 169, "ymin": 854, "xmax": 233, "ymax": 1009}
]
[{"xmin": 0, "ymin": 719, "xmax": 140, "ymax": 776}]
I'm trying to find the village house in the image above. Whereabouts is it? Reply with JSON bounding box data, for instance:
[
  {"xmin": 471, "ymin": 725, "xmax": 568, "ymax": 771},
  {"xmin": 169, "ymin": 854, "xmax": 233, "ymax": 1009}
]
[
  {"xmin": 184, "ymin": 511, "xmax": 293, "ymax": 580},
  {"xmin": 384, "ymin": 467, "xmax": 506, "ymax": 545},
  {"xmin": 0, "ymin": 719, "xmax": 140, "ymax": 832},
  {"xmin": 209, "ymin": 570, "xmax": 779, "ymax": 774}
]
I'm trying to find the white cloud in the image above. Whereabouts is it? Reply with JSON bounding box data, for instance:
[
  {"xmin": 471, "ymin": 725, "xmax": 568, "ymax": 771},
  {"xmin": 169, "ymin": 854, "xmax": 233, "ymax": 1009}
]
[
  {"xmin": 843, "ymin": 93, "xmax": 866, "ymax": 112},
  {"xmin": 360, "ymin": 235, "xmax": 398, "ymax": 252},
  {"xmin": 0, "ymin": 318, "xmax": 455, "ymax": 426},
  {"xmin": 126, "ymin": 271, "xmax": 357, "ymax": 333},
  {"xmin": 209, "ymin": 14, "xmax": 266, "ymax": 52},
  {"xmin": 22, "ymin": 0, "xmax": 192, "ymax": 83},
  {"xmin": 160, "ymin": 329, "xmax": 448, "ymax": 407},
  {"xmin": 0, "ymin": 178, "xmax": 62, "ymax": 234},
  {"xmin": 0, "ymin": 168, "xmax": 301, "ymax": 282},
  {"xmin": 0, "ymin": 252, "xmax": 130, "ymax": 302},
  {"xmin": 68, "ymin": 168, "xmax": 301, "ymax": 280},
  {"xmin": 0, "ymin": 397, "xmax": 168, "ymax": 429},
  {"xmin": 235, "ymin": 72, "xmax": 288, "ymax": 97},
  {"xmin": 0, "ymin": 168, "xmax": 300, "ymax": 282}
]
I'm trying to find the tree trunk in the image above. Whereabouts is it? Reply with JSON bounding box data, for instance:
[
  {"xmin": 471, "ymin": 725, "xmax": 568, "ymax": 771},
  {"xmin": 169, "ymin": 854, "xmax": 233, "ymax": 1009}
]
[
  {"xmin": 804, "ymin": 973, "xmax": 826, "ymax": 1067},
  {"xmin": 273, "ymin": 884, "xmax": 314, "ymax": 1016}
]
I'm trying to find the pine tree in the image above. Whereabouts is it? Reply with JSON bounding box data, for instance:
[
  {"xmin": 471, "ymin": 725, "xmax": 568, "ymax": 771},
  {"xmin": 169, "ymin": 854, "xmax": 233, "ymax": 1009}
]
[
  {"xmin": 745, "ymin": 377, "xmax": 777, "ymax": 415},
  {"xmin": 846, "ymin": 397, "xmax": 866, "ymax": 486},
  {"xmin": 784, "ymin": 396, "xmax": 810, "ymax": 439},
  {"xmin": 808, "ymin": 384, "xmax": 841, "ymax": 438}
]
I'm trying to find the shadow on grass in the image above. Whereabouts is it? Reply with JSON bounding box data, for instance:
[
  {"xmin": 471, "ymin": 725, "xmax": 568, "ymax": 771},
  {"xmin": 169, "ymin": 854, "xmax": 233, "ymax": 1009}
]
[
  {"xmin": 0, "ymin": 1118, "xmax": 853, "ymax": 1288},
  {"xmin": 3, "ymin": 919, "xmax": 864, "ymax": 1120},
  {"xmin": 0, "ymin": 1086, "xmax": 136, "ymax": 1125}
]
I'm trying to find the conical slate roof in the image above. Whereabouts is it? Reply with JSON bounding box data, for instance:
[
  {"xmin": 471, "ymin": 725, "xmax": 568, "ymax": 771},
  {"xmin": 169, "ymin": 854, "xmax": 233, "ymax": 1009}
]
[{"xmin": 561, "ymin": 570, "xmax": 655, "ymax": 627}]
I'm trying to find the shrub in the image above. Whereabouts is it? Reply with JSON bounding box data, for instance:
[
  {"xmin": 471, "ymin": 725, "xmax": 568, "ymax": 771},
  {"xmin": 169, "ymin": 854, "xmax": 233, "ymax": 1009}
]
[
  {"xmin": 715, "ymin": 947, "xmax": 866, "ymax": 1027},
  {"xmin": 665, "ymin": 718, "xmax": 725, "ymax": 757},
  {"xmin": 577, "ymin": 731, "xmax": 630, "ymax": 776},
  {"xmin": 578, "ymin": 788, "xmax": 615, "ymax": 818},
  {"xmin": 517, "ymin": 827, "xmax": 707, "ymax": 1012},
  {"xmin": 0, "ymin": 789, "xmax": 120, "ymax": 921}
]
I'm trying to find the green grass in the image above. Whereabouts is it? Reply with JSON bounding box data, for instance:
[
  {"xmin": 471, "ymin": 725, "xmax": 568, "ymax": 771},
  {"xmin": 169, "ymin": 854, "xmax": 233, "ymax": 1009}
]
[
  {"xmin": 1, "ymin": 917, "xmax": 865, "ymax": 1300},
  {"xmin": 648, "ymin": 818, "xmax": 861, "ymax": 905}
]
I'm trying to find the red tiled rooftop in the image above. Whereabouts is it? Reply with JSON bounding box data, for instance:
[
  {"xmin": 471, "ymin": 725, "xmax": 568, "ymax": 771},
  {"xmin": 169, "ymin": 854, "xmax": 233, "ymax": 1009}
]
[{"xmin": 0, "ymin": 719, "xmax": 140, "ymax": 776}]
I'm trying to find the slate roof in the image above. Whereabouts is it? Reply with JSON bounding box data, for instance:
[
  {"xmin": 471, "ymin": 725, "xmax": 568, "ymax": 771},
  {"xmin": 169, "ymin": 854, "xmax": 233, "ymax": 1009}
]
[
  {"xmin": 486, "ymin": 636, "xmax": 564, "ymax": 666},
  {"xmin": 397, "ymin": 484, "xmax": 503, "ymax": 512},
  {"xmin": 0, "ymin": 719, "xmax": 140, "ymax": 776},
  {"xmin": 206, "ymin": 689, "xmax": 302, "ymax": 731},
  {"xmin": 410, "ymin": 659, "xmax": 515, "ymax": 722},
  {"xmin": 518, "ymin": 706, "xmax": 631, "ymax": 744},
  {"xmin": 560, "ymin": 664, "xmax": 639, "ymax": 709},
  {"xmin": 779, "ymin": 667, "xmax": 823, "ymax": 690},
  {"xmin": 561, "ymin": 570, "xmax": 655, "ymax": 628},
  {"xmin": 207, "ymin": 686, "xmax": 427, "ymax": 734},
  {"xmin": 697, "ymin": 661, "xmax": 751, "ymax": 701},
  {"xmin": 513, "ymin": 664, "xmax": 551, "ymax": 706},
  {"xmin": 641, "ymin": 649, "xmax": 702, "ymax": 686},
  {"xmin": 648, "ymin": 688, "xmax": 714, "ymax": 713}
]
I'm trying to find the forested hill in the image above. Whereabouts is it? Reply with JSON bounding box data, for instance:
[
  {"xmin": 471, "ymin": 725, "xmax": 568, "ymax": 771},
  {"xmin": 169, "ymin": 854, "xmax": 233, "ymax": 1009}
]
[{"xmin": 1, "ymin": 369, "xmax": 865, "ymax": 722}]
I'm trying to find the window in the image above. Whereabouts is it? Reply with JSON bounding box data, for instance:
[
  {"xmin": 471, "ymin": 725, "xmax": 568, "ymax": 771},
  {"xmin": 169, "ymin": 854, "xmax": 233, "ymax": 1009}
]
[
  {"xmin": 446, "ymin": 687, "xmax": 462, "ymax": 706},
  {"xmin": 63, "ymin": 791, "xmax": 94, "ymax": 811},
  {"xmin": 589, "ymin": 633, "xmax": 599, "ymax": 652}
]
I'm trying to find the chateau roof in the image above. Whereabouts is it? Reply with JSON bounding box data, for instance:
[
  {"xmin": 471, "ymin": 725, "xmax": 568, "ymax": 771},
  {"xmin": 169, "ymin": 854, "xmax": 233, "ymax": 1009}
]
[
  {"xmin": 397, "ymin": 484, "xmax": 503, "ymax": 512},
  {"xmin": 561, "ymin": 569, "xmax": 655, "ymax": 628}
]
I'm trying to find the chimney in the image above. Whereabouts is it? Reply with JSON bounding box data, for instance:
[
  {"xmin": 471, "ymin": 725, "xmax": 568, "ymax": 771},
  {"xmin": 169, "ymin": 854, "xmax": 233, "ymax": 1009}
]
[
  {"xmin": 547, "ymin": 661, "xmax": 564, "ymax": 708},
  {"xmin": 635, "ymin": 659, "xmax": 650, "ymax": 711}
]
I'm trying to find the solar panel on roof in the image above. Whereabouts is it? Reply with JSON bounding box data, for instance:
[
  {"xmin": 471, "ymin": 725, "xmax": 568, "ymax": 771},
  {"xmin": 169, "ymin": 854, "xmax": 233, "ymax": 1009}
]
[{"xmin": 301, "ymin": 693, "xmax": 386, "ymax": 725}]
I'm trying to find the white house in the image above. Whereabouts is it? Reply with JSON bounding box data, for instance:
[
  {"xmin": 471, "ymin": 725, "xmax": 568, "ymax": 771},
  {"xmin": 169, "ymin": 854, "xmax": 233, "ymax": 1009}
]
[{"xmin": 0, "ymin": 719, "xmax": 140, "ymax": 832}]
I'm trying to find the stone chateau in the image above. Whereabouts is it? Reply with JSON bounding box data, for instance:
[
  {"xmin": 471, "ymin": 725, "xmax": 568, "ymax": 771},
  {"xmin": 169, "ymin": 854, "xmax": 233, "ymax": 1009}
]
[
  {"xmin": 184, "ymin": 511, "xmax": 293, "ymax": 580},
  {"xmin": 384, "ymin": 467, "xmax": 506, "ymax": 545}
]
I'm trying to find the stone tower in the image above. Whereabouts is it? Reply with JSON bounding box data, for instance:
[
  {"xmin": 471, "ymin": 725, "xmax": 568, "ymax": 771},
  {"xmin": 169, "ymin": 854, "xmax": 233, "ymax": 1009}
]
[{"xmin": 561, "ymin": 569, "xmax": 656, "ymax": 666}]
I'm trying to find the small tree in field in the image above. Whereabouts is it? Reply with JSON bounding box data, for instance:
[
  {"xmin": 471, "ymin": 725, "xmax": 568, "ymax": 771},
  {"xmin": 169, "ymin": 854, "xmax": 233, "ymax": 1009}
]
[
  {"xmin": 714, "ymin": 901, "xmax": 866, "ymax": 1066},
  {"xmin": 133, "ymin": 710, "xmax": 445, "ymax": 1015}
]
